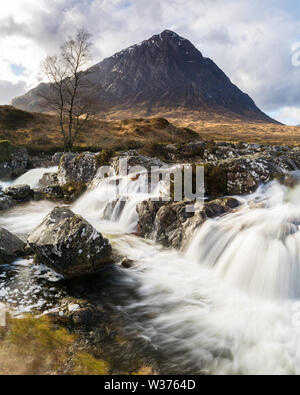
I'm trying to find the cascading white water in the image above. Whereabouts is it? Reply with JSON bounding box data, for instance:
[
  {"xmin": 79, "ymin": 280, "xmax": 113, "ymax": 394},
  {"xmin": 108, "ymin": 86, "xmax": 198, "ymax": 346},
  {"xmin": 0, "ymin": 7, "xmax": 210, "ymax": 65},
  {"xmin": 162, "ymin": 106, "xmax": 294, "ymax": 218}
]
[
  {"xmin": 73, "ymin": 168, "xmax": 171, "ymax": 234},
  {"xmin": 12, "ymin": 166, "xmax": 58, "ymax": 189},
  {"xmin": 0, "ymin": 166, "xmax": 59, "ymax": 239},
  {"xmin": 122, "ymin": 180, "xmax": 300, "ymax": 374},
  {"xmin": 4, "ymin": 164, "xmax": 300, "ymax": 374},
  {"xmin": 0, "ymin": 180, "xmax": 11, "ymax": 190}
]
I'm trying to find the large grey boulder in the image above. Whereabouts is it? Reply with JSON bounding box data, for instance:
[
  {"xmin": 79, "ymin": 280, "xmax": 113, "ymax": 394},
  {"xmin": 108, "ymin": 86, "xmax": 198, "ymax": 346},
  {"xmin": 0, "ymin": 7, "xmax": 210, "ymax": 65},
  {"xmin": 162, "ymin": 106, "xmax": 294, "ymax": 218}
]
[
  {"xmin": 136, "ymin": 198, "xmax": 239, "ymax": 249},
  {"xmin": 28, "ymin": 207, "xmax": 112, "ymax": 278},
  {"xmin": 0, "ymin": 141, "xmax": 28, "ymax": 180},
  {"xmin": 110, "ymin": 151, "xmax": 167, "ymax": 175},
  {"xmin": 58, "ymin": 152, "xmax": 98, "ymax": 187},
  {"xmin": 0, "ymin": 228, "xmax": 26, "ymax": 264},
  {"xmin": 36, "ymin": 172, "xmax": 63, "ymax": 200}
]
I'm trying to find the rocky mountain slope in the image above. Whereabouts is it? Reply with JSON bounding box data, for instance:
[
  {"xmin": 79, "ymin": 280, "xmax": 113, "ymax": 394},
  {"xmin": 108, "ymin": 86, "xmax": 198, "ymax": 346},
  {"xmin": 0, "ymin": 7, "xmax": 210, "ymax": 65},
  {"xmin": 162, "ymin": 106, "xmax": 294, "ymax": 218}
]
[{"xmin": 12, "ymin": 30, "xmax": 276, "ymax": 123}]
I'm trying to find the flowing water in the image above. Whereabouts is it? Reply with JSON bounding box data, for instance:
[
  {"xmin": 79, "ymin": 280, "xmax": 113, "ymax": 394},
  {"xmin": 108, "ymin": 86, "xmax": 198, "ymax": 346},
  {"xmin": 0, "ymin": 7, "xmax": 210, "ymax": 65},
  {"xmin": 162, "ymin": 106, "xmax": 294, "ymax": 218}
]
[
  {"xmin": 2, "ymin": 167, "xmax": 300, "ymax": 374},
  {"xmin": 12, "ymin": 166, "xmax": 58, "ymax": 189}
]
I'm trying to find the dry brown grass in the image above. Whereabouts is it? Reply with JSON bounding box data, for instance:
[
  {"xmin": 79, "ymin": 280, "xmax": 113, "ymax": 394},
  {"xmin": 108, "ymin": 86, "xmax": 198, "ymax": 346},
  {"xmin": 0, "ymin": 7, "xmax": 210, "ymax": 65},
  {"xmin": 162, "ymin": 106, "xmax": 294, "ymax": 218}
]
[
  {"xmin": 0, "ymin": 106, "xmax": 198, "ymax": 153},
  {"xmin": 172, "ymin": 119, "xmax": 300, "ymax": 146},
  {"xmin": 1, "ymin": 105, "xmax": 300, "ymax": 153}
]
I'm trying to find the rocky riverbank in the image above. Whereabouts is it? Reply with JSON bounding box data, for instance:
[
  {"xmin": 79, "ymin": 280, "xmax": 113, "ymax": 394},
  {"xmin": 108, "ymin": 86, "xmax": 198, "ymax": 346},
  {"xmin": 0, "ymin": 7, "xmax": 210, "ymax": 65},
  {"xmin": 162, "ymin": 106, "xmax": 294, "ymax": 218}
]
[
  {"xmin": 1, "ymin": 138, "xmax": 300, "ymax": 374},
  {"xmin": 1, "ymin": 138, "xmax": 299, "ymax": 269}
]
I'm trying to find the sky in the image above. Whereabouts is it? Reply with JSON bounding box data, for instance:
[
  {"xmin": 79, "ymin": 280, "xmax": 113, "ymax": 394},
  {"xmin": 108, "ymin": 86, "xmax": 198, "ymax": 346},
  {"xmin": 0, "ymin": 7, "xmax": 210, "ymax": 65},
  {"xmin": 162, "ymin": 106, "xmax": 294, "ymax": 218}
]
[{"xmin": 1, "ymin": 0, "xmax": 300, "ymax": 124}]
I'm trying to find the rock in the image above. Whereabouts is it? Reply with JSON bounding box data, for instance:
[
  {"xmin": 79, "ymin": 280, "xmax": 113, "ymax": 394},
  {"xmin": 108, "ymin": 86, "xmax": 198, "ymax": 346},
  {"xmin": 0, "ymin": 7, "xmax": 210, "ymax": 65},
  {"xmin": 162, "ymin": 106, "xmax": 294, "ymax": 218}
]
[
  {"xmin": 4, "ymin": 184, "xmax": 33, "ymax": 201},
  {"xmin": 136, "ymin": 197, "xmax": 240, "ymax": 249},
  {"xmin": 0, "ymin": 141, "xmax": 28, "ymax": 180},
  {"xmin": 204, "ymin": 198, "xmax": 240, "ymax": 217},
  {"xmin": 39, "ymin": 172, "xmax": 59, "ymax": 188},
  {"xmin": 36, "ymin": 172, "xmax": 63, "ymax": 200},
  {"xmin": 283, "ymin": 171, "xmax": 300, "ymax": 188},
  {"xmin": 136, "ymin": 200, "xmax": 166, "ymax": 238},
  {"xmin": 0, "ymin": 196, "xmax": 15, "ymax": 211},
  {"xmin": 203, "ymin": 155, "xmax": 288, "ymax": 196},
  {"xmin": 52, "ymin": 152, "xmax": 65, "ymax": 166},
  {"xmin": 110, "ymin": 151, "xmax": 167, "ymax": 175},
  {"xmin": 163, "ymin": 141, "xmax": 207, "ymax": 161},
  {"xmin": 58, "ymin": 152, "xmax": 98, "ymax": 187},
  {"xmin": 28, "ymin": 154, "xmax": 52, "ymax": 169},
  {"xmin": 225, "ymin": 157, "xmax": 285, "ymax": 195},
  {"xmin": 0, "ymin": 228, "xmax": 26, "ymax": 264},
  {"xmin": 27, "ymin": 207, "xmax": 112, "ymax": 279},
  {"xmin": 36, "ymin": 185, "xmax": 64, "ymax": 200},
  {"xmin": 120, "ymin": 258, "xmax": 135, "ymax": 269},
  {"xmin": 153, "ymin": 201, "xmax": 195, "ymax": 248},
  {"xmin": 71, "ymin": 305, "xmax": 96, "ymax": 326}
]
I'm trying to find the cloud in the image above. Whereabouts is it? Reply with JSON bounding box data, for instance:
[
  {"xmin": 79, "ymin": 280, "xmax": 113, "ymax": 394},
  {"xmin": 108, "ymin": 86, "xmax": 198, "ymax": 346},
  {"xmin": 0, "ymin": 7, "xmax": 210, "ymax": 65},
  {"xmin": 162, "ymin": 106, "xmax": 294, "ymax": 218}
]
[
  {"xmin": 269, "ymin": 107, "xmax": 300, "ymax": 126},
  {"xmin": 0, "ymin": 80, "xmax": 27, "ymax": 105},
  {"xmin": 0, "ymin": 0, "xmax": 300, "ymax": 123}
]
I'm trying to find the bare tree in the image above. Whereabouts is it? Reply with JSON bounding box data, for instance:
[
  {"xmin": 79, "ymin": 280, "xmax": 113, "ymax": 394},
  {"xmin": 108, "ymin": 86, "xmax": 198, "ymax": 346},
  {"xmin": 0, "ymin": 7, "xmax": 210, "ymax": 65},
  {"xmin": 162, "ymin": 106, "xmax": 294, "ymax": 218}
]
[{"xmin": 40, "ymin": 29, "xmax": 94, "ymax": 150}]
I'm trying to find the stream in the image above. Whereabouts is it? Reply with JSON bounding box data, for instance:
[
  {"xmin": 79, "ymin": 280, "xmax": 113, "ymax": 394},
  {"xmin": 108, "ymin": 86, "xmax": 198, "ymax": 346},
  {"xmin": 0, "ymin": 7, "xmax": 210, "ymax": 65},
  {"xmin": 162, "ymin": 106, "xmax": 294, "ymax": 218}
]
[{"xmin": 1, "ymin": 167, "xmax": 300, "ymax": 374}]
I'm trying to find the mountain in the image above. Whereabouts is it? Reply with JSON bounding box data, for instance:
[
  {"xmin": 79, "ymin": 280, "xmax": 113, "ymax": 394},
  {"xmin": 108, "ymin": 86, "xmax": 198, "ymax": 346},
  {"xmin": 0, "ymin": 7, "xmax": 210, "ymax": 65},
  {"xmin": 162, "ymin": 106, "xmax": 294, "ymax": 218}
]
[{"xmin": 12, "ymin": 30, "xmax": 276, "ymax": 123}]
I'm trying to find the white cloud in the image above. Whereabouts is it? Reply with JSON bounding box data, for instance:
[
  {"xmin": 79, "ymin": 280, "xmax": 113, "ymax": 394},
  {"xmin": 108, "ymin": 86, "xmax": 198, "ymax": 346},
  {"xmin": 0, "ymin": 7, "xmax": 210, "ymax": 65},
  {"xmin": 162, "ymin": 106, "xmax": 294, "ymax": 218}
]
[
  {"xmin": 0, "ymin": 0, "xmax": 300, "ymax": 122},
  {"xmin": 270, "ymin": 107, "xmax": 300, "ymax": 126}
]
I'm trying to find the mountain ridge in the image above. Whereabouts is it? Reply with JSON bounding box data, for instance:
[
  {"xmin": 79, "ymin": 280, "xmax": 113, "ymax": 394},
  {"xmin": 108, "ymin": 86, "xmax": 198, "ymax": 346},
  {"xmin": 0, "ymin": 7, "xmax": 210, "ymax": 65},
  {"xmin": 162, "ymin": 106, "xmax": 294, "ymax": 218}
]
[{"xmin": 12, "ymin": 30, "xmax": 277, "ymax": 124}]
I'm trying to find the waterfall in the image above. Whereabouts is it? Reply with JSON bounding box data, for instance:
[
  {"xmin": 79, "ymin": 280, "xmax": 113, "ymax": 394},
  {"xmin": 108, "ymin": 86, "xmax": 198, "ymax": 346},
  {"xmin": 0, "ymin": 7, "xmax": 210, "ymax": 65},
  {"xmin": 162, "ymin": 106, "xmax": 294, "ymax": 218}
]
[
  {"xmin": 12, "ymin": 166, "xmax": 58, "ymax": 189},
  {"xmin": 4, "ymin": 164, "xmax": 300, "ymax": 374},
  {"xmin": 72, "ymin": 168, "xmax": 172, "ymax": 234},
  {"xmin": 0, "ymin": 166, "xmax": 59, "ymax": 239},
  {"xmin": 185, "ymin": 181, "xmax": 300, "ymax": 299},
  {"xmin": 120, "ymin": 180, "xmax": 300, "ymax": 374}
]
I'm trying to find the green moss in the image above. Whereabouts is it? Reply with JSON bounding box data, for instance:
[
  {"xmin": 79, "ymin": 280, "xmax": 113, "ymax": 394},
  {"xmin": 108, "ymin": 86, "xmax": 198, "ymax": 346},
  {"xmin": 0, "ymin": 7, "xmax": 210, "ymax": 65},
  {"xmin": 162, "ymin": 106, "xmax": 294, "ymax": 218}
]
[
  {"xmin": 62, "ymin": 182, "xmax": 86, "ymax": 199},
  {"xmin": 95, "ymin": 149, "xmax": 114, "ymax": 167},
  {"xmin": 72, "ymin": 353, "xmax": 109, "ymax": 375},
  {"xmin": 0, "ymin": 314, "xmax": 114, "ymax": 375}
]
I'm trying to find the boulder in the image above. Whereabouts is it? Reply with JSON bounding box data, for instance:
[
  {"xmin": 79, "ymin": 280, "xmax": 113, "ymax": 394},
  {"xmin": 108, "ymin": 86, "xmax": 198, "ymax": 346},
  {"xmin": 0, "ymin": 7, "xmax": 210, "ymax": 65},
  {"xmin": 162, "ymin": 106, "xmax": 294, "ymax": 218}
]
[
  {"xmin": 0, "ymin": 196, "xmax": 15, "ymax": 211},
  {"xmin": 0, "ymin": 228, "xmax": 26, "ymax": 264},
  {"xmin": 154, "ymin": 201, "xmax": 195, "ymax": 249},
  {"xmin": 162, "ymin": 141, "xmax": 207, "ymax": 161},
  {"xmin": 136, "ymin": 197, "xmax": 240, "ymax": 249},
  {"xmin": 36, "ymin": 185, "xmax": 64, "ymax": 200},
  {"xmin": 36, "ymin": 172, "xmax": 64, "ymax": 200},
  {"xmin": 27, "ymin": 207, "xmax": 112, "ymax": 279},
  {"xmin": 39, "ymin": 172, "xmax": 59, "ymax": 188},
  {"xmin": 136, "ymin": 200, "xmax": 166, "ymax": 238},
  {"xmin": 4, "ymin": 184, "xmax": 33, "ymax": 201},
  {"xmin": 110, "ymin": 151, "xmax": 167, "ymax": 175},
  {"xmin": 203, "ymin": 155, "xmax": 288, "ymax": 196},
  {"xmin": 58, "ymin": 152, "xmax": 98, "ymax": 187},
  {"xmin": 28, "ymin": 154, "xmax": 53, "ymax": 169},
  {"xmin": 0, "ymin": 141, "xmax": 28, "ymax": 180},
  {"xmin": 52, "ymin": 152, "xmax": 65, "ymax": 166}
]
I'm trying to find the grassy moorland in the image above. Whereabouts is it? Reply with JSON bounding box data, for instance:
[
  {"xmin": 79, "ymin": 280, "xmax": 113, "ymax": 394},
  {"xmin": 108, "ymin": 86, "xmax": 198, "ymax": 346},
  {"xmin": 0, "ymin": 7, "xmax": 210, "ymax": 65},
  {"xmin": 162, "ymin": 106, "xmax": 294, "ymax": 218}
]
[
  {"xmin": 0, "ymin": 106, "xmax": 198, "ymax": 155},
  {"xmin": 0, "ymin": 105, "xmax": 299, "ymax": 155}
]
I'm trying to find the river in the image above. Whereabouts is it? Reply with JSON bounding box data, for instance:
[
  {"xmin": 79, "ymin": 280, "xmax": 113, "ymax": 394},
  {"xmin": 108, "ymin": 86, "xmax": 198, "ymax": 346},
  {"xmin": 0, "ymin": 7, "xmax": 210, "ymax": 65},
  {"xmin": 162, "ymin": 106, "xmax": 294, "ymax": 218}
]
[{"xmin": 1, "ymin": 167, "xmax": 300, "ymax": 374}]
